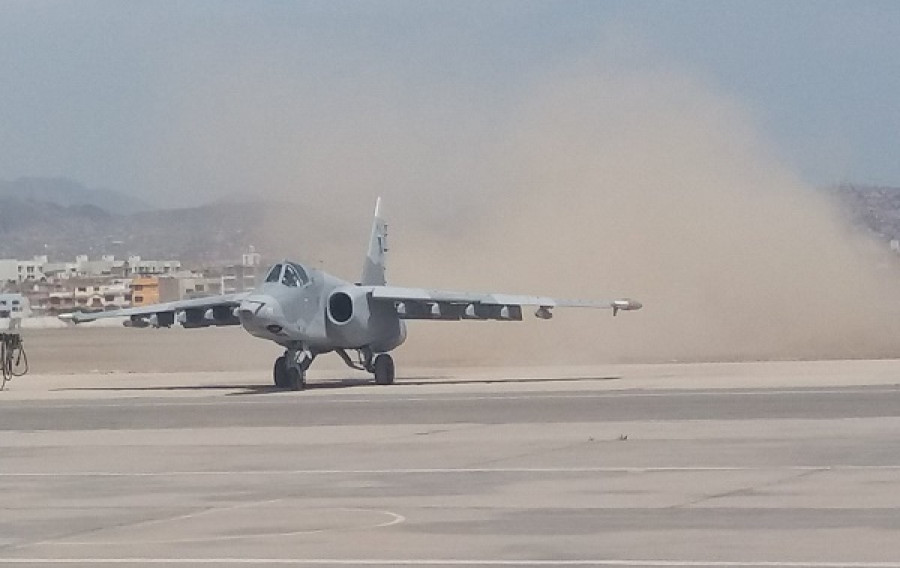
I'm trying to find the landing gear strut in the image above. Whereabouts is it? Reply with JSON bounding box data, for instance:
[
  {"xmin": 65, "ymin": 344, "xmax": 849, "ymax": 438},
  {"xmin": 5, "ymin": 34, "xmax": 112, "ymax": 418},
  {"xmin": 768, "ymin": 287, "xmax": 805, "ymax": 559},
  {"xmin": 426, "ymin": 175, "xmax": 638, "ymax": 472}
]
[
  {"xmin": 273, "ymin": 345, "xmax": 314, "ymax": 391},
  {"xmin": 336, "ymin": 348, "xmax": 395, "ymax": 386}
]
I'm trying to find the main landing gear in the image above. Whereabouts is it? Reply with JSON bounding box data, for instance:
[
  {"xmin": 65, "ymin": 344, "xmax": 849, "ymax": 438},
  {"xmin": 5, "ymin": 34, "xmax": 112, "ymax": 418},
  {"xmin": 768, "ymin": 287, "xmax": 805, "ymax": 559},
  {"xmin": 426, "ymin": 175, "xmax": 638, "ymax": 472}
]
[
  {"xmin": 372, "ymin": 353, "xmax": 395, "ymax": 385},
  {"xmin": 336, "ymin": 348, "xmax": 395, "ymax": 386},
  {"xmin": 273, "ymin": 345, "xmax": 395, "ymax": 390}
]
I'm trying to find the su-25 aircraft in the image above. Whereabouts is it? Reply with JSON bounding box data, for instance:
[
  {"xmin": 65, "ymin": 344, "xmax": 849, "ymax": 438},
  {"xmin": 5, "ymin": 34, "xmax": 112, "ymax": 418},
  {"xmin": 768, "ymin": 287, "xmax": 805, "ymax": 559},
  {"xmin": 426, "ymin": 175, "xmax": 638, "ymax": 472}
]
[{"xmin": 66, "ymin": 199, "xmax": 642, "ymax": 390}]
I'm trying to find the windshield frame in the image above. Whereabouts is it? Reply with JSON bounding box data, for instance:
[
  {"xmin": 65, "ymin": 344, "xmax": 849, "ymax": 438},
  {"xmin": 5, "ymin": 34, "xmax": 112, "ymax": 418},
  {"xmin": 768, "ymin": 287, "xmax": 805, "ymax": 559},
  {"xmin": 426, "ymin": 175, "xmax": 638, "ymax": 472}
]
[
  {"xmin": 264, "ymin": 263, "xmax": 283, "ymax": 284},
  {"xmin": 287, "ymin": 262, "xmax": 310, "ymax": 287}
]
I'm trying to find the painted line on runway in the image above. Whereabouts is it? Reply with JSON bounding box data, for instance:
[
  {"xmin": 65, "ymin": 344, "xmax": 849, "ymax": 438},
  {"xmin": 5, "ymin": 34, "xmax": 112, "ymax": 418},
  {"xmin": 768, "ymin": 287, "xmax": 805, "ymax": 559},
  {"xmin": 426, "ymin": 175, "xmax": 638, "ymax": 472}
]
[
  {"xmin": 25, "ymin": 497, "xmax": 288, "ymax": 548},
  {"xmin": 5, "ymin": 465, "xmax": 900, "ymax": 477},
  {"xmin": 3, "ymin": 558, "xmax": 900, "ymax": 566},
  {"xmin": 7, "ymin": 386, "xmax": 900, "ymax": 410},
  {"xmin": 48, "ymin": 508, "xmax": 406, "ymax": 546}
]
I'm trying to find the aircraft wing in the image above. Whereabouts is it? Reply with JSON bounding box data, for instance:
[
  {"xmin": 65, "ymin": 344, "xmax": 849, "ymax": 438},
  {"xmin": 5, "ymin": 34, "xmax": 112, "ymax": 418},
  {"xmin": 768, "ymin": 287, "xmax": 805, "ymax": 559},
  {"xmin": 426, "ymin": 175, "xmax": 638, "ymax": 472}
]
[
  {"xmin": 370, "ymin": 286, "xmax": 641, "ymax": 321},
  {"xmin": 61, "ymin": 292, "xmax": 251, "ymax": 327}
]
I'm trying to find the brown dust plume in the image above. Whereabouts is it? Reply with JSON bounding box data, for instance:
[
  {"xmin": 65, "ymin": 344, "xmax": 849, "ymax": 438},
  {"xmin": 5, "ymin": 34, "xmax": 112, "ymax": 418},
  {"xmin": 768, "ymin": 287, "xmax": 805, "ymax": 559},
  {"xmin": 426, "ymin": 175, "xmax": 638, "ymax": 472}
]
[
  {"xmin": 388, "ymin": 67, "xmax": 900, "ymax": 365},
  {"xmin": 158, "ymin": 60, "xmax": 900, "ymax": 365}
]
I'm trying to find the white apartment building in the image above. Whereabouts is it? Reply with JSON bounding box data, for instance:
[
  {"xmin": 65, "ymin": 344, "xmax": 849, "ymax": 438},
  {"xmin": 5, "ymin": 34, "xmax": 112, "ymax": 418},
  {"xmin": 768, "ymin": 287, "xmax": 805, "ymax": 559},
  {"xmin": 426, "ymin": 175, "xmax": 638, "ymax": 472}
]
[
  {"xmin": 4, "ymin": 254, "xmax": 181, "ymax": 282},
  {"xmin": 126, "ymin": 256, "xmax": 181, "ymax": 276},
  {"xmin": 0, "ymin": 256, "xmax": 47, "ymax": 283},
  {"xmin": 46, "ymin": 279, "xmax": 132, "ymax": 313}
]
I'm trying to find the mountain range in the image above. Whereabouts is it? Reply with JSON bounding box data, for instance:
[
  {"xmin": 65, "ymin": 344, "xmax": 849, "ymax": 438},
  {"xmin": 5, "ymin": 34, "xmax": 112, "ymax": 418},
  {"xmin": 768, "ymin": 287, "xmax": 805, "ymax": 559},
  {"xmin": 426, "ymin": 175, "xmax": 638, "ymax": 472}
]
[
  {"xmin": 0, "ymin": 177, "xmax": 150, "ymax": 215},
  {"xmin": 2, "ymin": 177, "xmax": 900, "ymax": 264},
  {"xmin": 0, "ymin": 177, "xmax": 298, "ymax": 263}
]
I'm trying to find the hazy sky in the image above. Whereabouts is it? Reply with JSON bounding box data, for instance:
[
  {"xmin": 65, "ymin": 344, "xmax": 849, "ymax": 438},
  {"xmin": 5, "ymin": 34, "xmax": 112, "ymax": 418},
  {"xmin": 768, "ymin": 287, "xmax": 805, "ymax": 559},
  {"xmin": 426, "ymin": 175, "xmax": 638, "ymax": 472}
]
[{"xmin": 0, "ymin": 1, "xmax": 898, "ymax": 206}]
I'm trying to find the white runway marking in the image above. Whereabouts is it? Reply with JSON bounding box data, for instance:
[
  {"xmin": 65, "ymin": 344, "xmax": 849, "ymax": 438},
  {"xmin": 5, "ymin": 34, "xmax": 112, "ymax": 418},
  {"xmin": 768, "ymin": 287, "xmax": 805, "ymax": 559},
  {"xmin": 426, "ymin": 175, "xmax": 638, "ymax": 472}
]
[
  {"xmin": 3, "ymin": 465, "xmax": 900, "ymax": 477},
  {"xmin": 48, "ymin": 508, "xmax": 406, "ymax": 546},
  {"xmin": 4, "ymin": 559, "xmax": 900, "ymax": 566}
]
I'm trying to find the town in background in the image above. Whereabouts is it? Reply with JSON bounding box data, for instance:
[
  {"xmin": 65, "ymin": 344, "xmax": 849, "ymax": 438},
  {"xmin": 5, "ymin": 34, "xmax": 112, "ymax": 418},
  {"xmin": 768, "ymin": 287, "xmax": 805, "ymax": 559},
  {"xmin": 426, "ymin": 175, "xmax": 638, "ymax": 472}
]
[{"xmin": 0, "ymin": 247, "xmax": 263, "ymax": 319}]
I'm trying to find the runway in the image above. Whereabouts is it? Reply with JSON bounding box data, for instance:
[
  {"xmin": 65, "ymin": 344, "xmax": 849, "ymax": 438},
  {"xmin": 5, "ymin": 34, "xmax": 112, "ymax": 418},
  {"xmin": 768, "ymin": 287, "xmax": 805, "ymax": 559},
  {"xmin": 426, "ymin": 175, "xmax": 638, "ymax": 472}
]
[{"xmin": 4, "ymin": 360, "xmax": 900, "ymax": 566}]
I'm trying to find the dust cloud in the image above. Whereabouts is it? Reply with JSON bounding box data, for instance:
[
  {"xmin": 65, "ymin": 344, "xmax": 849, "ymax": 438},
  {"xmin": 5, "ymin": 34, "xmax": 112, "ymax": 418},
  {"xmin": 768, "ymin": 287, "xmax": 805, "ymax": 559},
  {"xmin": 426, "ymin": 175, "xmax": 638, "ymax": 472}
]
[
  {"xmin": 395, "ymin": 66, "xmax": 900, "ymax": 364},
  {"xmin": 162, "ymin": 60, "xmax": 900, "ymax": 365}
]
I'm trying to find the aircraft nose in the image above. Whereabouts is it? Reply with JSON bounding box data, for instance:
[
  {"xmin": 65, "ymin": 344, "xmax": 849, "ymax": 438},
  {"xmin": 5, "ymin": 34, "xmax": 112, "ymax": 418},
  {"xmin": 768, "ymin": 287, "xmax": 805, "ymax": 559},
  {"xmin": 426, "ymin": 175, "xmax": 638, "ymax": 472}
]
[{"xmin": 239, "ymin": 295, "xmax": 284, "ymax": 332}]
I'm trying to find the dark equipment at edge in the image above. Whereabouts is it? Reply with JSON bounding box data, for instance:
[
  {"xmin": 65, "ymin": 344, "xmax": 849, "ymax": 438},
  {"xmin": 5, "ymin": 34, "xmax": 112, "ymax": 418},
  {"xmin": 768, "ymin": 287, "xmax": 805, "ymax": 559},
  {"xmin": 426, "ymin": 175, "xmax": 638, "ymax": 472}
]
[{"xmin": 1, "ymin": 333, "xmax": 28, "ymax": 390}]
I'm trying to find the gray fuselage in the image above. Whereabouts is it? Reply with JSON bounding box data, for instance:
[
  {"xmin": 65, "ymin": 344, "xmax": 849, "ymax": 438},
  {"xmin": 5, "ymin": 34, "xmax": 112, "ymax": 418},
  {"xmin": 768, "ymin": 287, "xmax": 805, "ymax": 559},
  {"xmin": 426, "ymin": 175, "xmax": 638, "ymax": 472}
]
[{"xmin": 238, "ymin": 261, "xmax": 406, "ymax": 354}]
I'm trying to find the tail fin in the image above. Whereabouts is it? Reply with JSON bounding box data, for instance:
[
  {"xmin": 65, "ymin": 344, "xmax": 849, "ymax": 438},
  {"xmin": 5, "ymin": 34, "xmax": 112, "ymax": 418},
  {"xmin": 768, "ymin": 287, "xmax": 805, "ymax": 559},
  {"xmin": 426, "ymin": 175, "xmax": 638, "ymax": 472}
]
[{"xmin": 360, "ymin": 197, "xmax": 388, "ymax": 286}]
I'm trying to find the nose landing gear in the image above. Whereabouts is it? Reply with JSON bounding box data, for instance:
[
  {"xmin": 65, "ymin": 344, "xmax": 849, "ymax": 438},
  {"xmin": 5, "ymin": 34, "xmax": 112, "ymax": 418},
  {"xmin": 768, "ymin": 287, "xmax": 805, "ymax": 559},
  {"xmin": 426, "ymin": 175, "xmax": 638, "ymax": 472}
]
[{"xmin": 273, "ymin": 345, "xmax": 314, "ymax": 390}]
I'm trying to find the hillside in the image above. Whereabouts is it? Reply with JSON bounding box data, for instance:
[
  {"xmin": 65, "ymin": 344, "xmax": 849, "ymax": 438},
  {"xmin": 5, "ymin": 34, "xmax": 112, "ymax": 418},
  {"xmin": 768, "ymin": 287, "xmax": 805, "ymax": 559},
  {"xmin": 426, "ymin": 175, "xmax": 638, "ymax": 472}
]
[
  {"xmin": 827, "ymin": 184, "xmax": 900, "ymax": 242},
  {"xmin": 0, "ymin": 177, "xmax": 150, "ymax": 215},
  {"xmin": 0, "ymin": 198, "xmax": 270, "ymax": 262},
  {"xmin": 0, "ymin": 194, "xmax": 355, "ymax": 265},
  {"xmin": 3, "ymin": 180, "xmax": 900, "ymax": 264}
]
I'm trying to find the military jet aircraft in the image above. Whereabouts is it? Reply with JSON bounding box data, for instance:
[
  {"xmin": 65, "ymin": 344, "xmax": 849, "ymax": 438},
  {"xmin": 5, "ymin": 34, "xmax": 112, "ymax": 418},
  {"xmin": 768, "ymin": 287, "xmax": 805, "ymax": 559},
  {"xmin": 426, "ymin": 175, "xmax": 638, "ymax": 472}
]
[{"xmin": 66, "ymin": 199, "xmax": 642, "ymax": 390}]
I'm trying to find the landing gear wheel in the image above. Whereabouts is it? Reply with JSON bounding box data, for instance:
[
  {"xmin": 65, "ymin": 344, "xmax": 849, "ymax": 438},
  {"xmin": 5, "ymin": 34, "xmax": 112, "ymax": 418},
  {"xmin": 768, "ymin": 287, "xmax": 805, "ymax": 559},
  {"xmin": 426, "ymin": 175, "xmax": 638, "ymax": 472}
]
[
  {"xmin": 286, "ymin": 367, "xmax": 305, "ymax": 391},
  {"xmin": 373, "ymin": 354, "xmax": 395, "ymax": 386},
  {"xmin": 273, "ymin": 356, "xmax": 288, "ymax": 388}
]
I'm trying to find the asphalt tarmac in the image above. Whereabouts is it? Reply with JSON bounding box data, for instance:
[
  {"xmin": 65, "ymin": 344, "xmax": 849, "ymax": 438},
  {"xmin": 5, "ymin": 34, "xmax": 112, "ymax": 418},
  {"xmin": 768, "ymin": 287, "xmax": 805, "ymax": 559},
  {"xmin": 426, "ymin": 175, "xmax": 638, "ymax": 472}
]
[{"xmin": 4, "ymin": 358, "xmax": 900, "ymax": 567}]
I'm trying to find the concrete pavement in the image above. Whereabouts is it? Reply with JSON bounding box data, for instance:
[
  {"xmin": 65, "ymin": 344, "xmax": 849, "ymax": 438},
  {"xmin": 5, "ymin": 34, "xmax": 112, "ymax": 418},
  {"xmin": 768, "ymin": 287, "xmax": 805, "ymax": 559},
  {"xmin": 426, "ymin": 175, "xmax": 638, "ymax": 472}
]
[{"xmin": 3, "ymin": 360, "xmax": 900, "ymax": 566}]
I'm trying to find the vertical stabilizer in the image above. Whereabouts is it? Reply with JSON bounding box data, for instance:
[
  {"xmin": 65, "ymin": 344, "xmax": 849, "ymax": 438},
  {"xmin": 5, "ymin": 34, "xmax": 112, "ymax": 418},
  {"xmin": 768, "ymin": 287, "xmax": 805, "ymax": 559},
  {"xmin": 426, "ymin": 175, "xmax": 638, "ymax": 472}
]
[{"xmin": 360, "ymin": 197, "xmax": 387, "ymax": 286}]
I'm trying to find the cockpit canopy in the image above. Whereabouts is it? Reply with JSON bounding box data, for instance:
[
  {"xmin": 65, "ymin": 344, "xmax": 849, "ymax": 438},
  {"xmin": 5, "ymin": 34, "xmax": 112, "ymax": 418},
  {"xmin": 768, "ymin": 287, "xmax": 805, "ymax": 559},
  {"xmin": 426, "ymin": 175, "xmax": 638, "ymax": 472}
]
[{"xmin": 264, "ymin": 262, "xmax": 310, "ymax": 287}]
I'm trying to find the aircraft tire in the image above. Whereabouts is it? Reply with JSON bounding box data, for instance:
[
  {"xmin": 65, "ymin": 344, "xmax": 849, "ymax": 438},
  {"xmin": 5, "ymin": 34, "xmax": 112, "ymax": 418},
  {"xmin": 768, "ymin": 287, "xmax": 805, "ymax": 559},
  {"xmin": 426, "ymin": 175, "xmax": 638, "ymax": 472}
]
[
  {"xmin": 286, "ymin": 367, "xmax": 305, "ymax": 391},
  {"xmin": 373, "ymin": 354, "xmax": 394, "ymax": 385},
  {"xmin": 273, "ymin": 356, "xmax": 288, "ymax": 389}
]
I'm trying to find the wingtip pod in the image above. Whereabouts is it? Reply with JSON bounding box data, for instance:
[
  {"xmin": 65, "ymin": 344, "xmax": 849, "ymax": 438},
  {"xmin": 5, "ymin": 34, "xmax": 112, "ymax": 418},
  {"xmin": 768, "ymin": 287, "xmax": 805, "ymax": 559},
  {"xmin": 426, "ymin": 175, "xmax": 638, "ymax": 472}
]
[{"xmin": 612, "ymin": 298, "xmax": 642, "ymax": 316}]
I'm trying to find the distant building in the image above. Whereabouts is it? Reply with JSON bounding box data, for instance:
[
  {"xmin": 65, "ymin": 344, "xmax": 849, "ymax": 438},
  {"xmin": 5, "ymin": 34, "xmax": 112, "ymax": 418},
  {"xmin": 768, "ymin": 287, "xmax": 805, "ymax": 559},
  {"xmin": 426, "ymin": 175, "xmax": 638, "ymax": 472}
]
[
  {"xmin": 125, "ymin": 256, "xmax": 181, "ymax": 277},
  {"xmin": 44, "ymin": 255, "xmax": 123, "ymax": 280},
  {"xmin": 3, "ymin": 251, "xmax": 261, "ymax": 315},
  {"xmin": 41, "ymin": 261, "xmax": 79, "ymax": 280},
  {"xmin": 0, "ymin": 256, "xmax": 48, "ymax": 283},
  {"xmin": 158, "ymin": 275, "xmax": 223, "ymax": 302},
  {"xmin": 22, "ymin": 281, "xmax": 55, "ymax": 316},
  {"xmin": 43, "ymin": 278, "xmax": 132, "ymax": 315},
  {"xmin": 0, "ymin": 293, "xmax": 27, "ymax": 318},
  {"xmin": 221, "ymin": 263, "xmax": 262, "ymax": 294},
  {"xmin": 36, "ymin": 255, "xmax": 181, "ymax": 280},
  {"xmin": 131, "ymin": 276, "xmax": 160, "ymax": 306},
  {"xmin": 242, "ymin": 245, "xmax": 262, "ymax": 268}
]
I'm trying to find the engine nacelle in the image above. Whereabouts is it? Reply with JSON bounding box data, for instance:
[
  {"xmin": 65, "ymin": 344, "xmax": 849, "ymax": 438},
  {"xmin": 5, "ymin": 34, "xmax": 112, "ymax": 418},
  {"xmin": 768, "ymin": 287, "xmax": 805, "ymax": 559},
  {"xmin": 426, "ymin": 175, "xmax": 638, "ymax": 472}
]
[
  {"xmin": 326, "ymin": 287, "xmax": 372, "ymax": 347},
  {"xmin": 326, "ymin": 286, "xmax": 404, "ymax": 351}
]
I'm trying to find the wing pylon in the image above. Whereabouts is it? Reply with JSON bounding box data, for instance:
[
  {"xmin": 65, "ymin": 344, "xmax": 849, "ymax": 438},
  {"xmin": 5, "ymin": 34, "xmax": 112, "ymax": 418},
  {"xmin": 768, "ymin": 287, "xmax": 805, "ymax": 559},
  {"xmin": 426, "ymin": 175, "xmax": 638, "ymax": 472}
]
[
  {"xmin": 369, "ymin": 286, "xmax": 641, "ymax": 321},
  {"xmin": 60, "ymin": 293, "xmax": 250, "ymax": 328}
]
